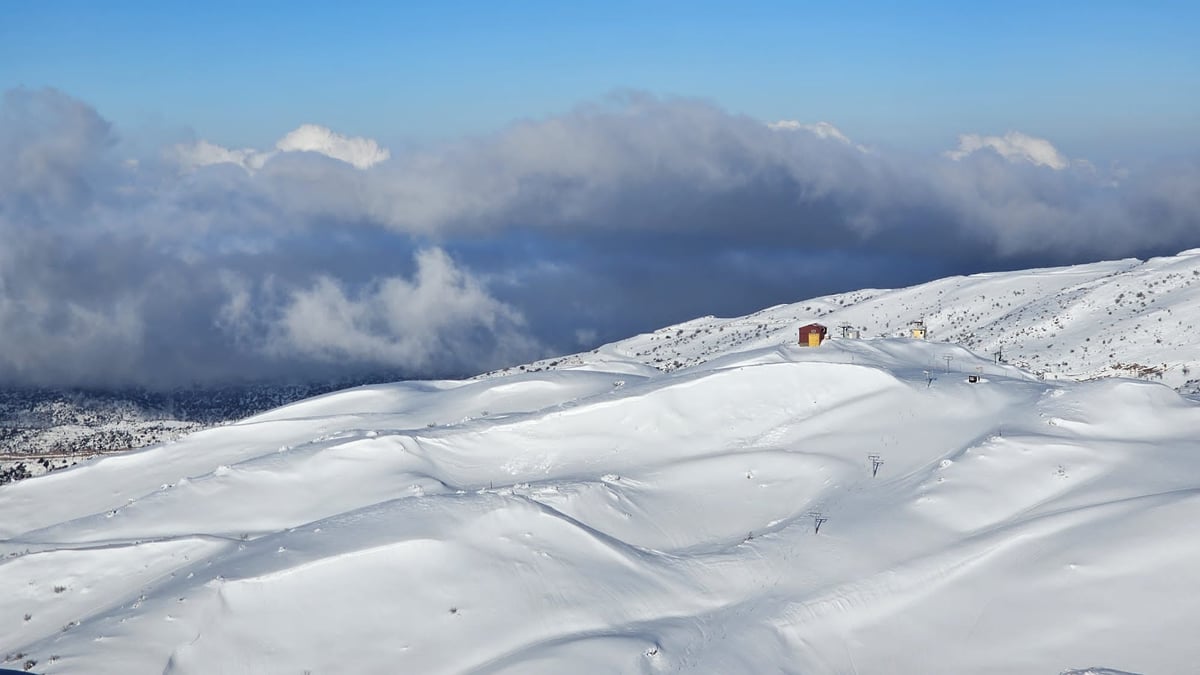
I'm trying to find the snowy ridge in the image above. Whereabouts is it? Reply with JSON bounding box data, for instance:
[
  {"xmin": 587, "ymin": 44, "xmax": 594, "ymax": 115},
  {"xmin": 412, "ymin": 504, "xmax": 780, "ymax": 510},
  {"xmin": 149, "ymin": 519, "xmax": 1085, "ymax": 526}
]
[
  {"xmin": 0, "ymin": 381, "xmax": 410, "ymax": 484},
  {"xmin": 490, "ymin": 252, "xmax": 1200, "ymax": 394},
  {"xmin": 2, "ymin": 330, "xmax": 1198, "ymax": 673}
]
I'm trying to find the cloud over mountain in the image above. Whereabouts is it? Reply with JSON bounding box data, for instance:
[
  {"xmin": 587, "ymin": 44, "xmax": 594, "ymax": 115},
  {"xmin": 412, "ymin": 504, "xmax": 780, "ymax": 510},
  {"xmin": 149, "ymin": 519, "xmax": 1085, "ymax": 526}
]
[{"xmin": 1, "ymin": 87, "xmax": 1198, "ymax": 389}]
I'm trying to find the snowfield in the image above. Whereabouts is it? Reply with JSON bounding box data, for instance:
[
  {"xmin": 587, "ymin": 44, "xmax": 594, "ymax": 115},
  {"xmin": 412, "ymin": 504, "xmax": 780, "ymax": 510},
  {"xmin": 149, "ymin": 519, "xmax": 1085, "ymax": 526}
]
[
  {"xmin": 492, "ymin": 249, "xmax": 1200, "ymax": 396},
  {"xmin": 4, "ymin": 256, "xmax": 1200, "ymax": 673}
]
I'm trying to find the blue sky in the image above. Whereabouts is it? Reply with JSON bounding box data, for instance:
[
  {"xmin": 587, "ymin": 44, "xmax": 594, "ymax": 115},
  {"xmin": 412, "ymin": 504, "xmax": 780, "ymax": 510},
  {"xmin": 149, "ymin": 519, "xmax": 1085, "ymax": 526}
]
[{"xmin": 3, "ymin": 1, "xmax": 1197, "ymax": 158}]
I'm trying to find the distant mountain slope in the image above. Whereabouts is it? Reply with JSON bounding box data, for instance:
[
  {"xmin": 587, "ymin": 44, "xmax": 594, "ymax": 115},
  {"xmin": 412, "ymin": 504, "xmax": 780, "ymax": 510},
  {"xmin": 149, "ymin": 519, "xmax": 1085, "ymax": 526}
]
[
  {"xmin": 487, "ymin": 250, "xmax": 1200, "ymax": 393},
  {"xmin": 0, "ymin": 381, "xmax": 406, "ymax": 483}
]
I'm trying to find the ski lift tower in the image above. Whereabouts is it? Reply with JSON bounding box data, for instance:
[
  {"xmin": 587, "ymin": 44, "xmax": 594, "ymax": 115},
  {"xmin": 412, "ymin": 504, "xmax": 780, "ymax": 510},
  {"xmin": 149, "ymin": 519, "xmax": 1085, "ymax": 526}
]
[
  {"xmin": 868, "ymin": 454, "xmax": 884, "ymax": 477},
  {"xmin": 808, "ymin": 511, "xmax": 828, "ymax": 534}
]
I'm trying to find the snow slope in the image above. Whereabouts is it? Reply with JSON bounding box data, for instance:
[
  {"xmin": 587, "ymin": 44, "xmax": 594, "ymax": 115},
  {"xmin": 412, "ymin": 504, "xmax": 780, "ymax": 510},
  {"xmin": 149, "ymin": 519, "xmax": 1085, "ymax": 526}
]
[
  {"xmin": 491, "ymin": 250, "xmax": 1200, "ymax": 395},
  {"xmin": 3, "ymin": 330, "xmax": 1198, "ymax": 673}
]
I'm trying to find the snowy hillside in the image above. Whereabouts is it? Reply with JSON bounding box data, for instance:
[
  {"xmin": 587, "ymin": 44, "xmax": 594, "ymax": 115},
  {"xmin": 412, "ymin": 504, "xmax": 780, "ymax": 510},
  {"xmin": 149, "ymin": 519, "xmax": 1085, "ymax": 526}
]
[
  {"xmin": 491, "ymin": 250, "xmax": 1200, "ymax": 395},
  {"xmin": 0, "ymin": 381, "xmax": 404, "ymax": 485},
  {"xmin": 6, "ymin": 250, "xmax": 1199, "ymax": 489},
  {"xmin": 3, "ymin": 328, "xmax": 1198, "ymax": 672}
]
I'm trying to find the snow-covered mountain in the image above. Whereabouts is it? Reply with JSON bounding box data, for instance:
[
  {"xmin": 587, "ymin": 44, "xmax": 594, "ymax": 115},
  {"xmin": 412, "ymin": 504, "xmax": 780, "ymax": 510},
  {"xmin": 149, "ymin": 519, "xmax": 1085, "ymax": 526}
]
[
  {"xmin": 3, "ymin": 253, "xmax": 1200, "ymax": 674},
  {"xmin": 490, "ymin": 249, "xmax": 1200, "ymax": 395}
]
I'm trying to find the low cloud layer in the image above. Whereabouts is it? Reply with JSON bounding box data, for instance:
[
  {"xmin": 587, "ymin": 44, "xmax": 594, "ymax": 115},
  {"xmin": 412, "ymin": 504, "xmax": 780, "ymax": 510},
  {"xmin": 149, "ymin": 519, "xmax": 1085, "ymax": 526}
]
[
  {"xmin": 1, "ymin": 87, "xmax": 1198, "ymax": 389},
  {"xmin": 228, "ymin": 248, "xmax": 535, "ymax": 371}
]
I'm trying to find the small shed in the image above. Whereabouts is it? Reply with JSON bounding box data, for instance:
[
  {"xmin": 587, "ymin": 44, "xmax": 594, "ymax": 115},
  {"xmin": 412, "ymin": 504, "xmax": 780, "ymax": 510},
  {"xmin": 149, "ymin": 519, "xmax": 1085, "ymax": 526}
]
[
  {"xmin": 798, "ymin": 323, "xmax": 828, "ymax": 347},
  {"xmin": 909, "ymin": 320, "xmax": 927, "ymax": 340}
]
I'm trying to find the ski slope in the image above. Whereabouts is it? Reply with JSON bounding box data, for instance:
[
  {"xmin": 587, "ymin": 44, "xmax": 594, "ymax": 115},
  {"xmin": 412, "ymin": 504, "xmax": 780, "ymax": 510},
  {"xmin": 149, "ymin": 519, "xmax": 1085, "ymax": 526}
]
[{"xmin": 3, "ymin": 327, "xmax": 1198, "ymax": 673}]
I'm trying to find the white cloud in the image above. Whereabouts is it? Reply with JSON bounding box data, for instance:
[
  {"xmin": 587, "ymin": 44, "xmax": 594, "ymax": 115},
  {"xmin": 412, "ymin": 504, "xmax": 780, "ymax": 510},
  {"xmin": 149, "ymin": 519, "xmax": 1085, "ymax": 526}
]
[
  {"xmin": 173, "ymin": 140, "xmax": 273, "ymax": 172},
  {"xmin": 768, "ymin": 120, "xmax": 868, "ymax": 153},
  {"xmin": 769, "ymin": 120, "xmax": 851, "ymax": 143},
  {"xmin": 174, "ymin": 125, "xmax": 389, "ymax": 172},
  {"xmin": 275, "ymin": 124, "xmax": 390, "ymax": 169},
  {"xmin": 945, "ymin": 131, "xmax": 1069, "ymax": 170}
]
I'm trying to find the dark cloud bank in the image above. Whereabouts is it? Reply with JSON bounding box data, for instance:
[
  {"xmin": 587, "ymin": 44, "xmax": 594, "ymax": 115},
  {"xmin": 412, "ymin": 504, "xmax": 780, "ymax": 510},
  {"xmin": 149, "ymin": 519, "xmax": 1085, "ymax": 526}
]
[{"xmin": 1, "ymin": 87, "xmax": 1198, "ymax": 389}]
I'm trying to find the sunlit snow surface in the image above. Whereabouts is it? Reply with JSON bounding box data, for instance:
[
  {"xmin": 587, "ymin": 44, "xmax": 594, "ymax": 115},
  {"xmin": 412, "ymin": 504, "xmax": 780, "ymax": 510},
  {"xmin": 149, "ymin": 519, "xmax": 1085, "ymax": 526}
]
[
  {"xmin": 494, "ymin": 250, "xmax": 1200, "ymax": 396},
  {"xmin": 3, "ymin": 338, "xmax": 1198, "ymax": 674}
]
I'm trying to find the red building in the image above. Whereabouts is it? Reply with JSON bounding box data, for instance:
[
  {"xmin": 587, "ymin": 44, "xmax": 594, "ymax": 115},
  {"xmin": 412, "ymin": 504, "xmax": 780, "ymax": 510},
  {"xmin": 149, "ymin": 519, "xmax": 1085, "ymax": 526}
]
[{"xmin": 798, "ymin": 323, "xmax": 827, "ymax": 347}]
